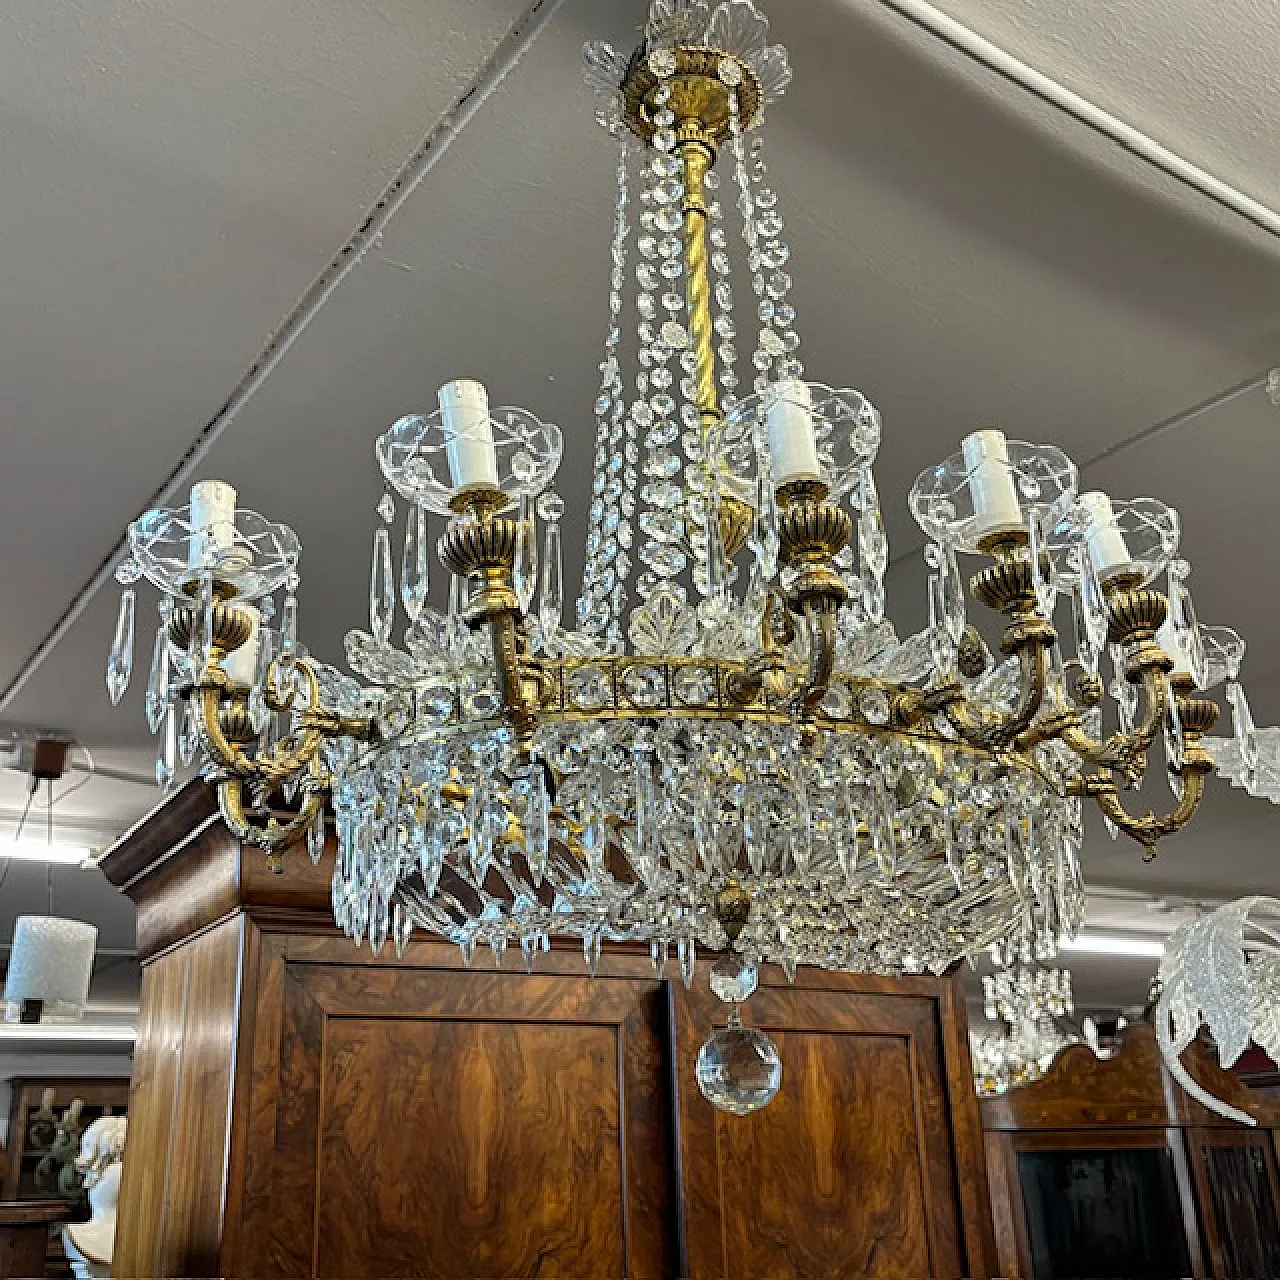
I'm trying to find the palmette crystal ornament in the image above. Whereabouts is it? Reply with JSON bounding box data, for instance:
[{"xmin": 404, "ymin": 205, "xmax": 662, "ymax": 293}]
[
  {"xmin": 106, "ymin": 0, "xmax": 1259, "ymax": 1115},
  {"xmin": 1156, "ymin": 897, "xmax": 1280, "ymax": 1125}
]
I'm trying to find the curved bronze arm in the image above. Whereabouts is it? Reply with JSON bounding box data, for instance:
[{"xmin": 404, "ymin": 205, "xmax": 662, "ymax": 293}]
[
  {"xmin": 1059, "ymin": 663, "xmax": 1169, "ymax": 779},
  {"xmin": 794, "ymin": 597, "xmax": 840, "ymax": 716},
  {"xmin": 1092, "ymin": 748, "xmax": 1213, "ymax": 861},
  {"xmin": 217, "ymin": 777, "xmax": 325, "ymax": 860},
  {"xmin": 943, "ymin": 620, "xmax": 1053, "ymax": 750}
]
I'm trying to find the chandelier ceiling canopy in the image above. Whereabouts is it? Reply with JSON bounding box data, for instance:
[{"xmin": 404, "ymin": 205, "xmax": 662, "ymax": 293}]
[{"xmin": 101, "ymin": 0, "xmax": 1263, "ymax": 1108}]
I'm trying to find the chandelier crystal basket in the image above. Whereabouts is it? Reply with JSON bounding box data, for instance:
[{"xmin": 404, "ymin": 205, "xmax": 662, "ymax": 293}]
[{"xmin": 103, "ymin": 0, "xmax": 1257, "ymax": 1106}]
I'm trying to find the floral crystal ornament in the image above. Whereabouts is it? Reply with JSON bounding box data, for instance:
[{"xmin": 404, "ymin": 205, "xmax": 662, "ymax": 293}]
[
  {"xmin": 105, "ymin": 0, "xmax": 1252, "ymax": 1115},
  {"xmin": 1156, "ymin": 897, "xmax": 1280, "ymax": 1124}
]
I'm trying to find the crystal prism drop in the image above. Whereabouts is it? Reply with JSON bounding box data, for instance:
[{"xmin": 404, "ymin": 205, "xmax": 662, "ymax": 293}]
[
  {"xmin": 370, "ymin": 526, "xmax": 396, "ymax": 645},
  {"xmin": 858, "ymin": 473, "xmax": 888, "ymax": 579},
  {"xmin": 521, "ymin": 934, "xmax": 538, "ymax": 974},
  {"xmin": 1163, "ymin": 674, "xmax": 1185, "ymax": 771},
  {"xmin": 513, "ymin": 493, "xmax": 538, "ymax": 614},
  {"xmin": 928, "ymin": 573, "xmax": 955, "ymax": 681},
  {"xmin": 279, "ymin": 595, "xmax": 299, "ymax": 681},
  {"xmin": 753, "ymin": 469, "xmax": 780, "ymax": 579},
  {"xmin": 156, "ymin": 703, "xmax": 177, "ymax": 791},
  {"xmin": 197, "ymin": 574, "xmax": 215, "ymax": 677},
  {"xmin": 400, "ymin": 504, "xmax": 429, "ymax": 623},
  {"xmin": 106, "ymin": 588, "xmax": 136, "ymax": 705},
  {"xmin": 1168, "ymin": 567, "xmax": 1208, "ymax": 690},
  {"xmin": 678, "ymin": 936, "xmax": 697, "ymax": 989},
  {"xmin": 1027, "ymin": 510, "xmax": 1057, "ymax": 620},
  {"xmin": 539, "ymin": 519, "xmax": 565, "ymax": 639},
  {"xmin": 939, "ymin": 544, "xmax": 966, "ymax": 647},
  {"xmin": 1078, "ymin": 546, "xmax": 1108, "ymax": 652},
  {"xmin": 144, "ymin": 621, "xmax": 170, "ymax": 732},
  {"xmin": 1070, "ymin": 583, "xmax": 1100, "ymax": 678},
  {"xmin": 584, "ymin": 930, "xmax": 602, "ymax": 977},
  {"xmin": 1228, "ymin": 679, "xmax": 1259, "ymax": 775},
  {"xmin": 515, "ymin": 763, "xmax": 550, "ymax": 885},
  {"xmin": 249, "ymin": 626, "xmax": 274, "ymax": 734},
  {"xmin": 392, "ymin": 901, "xmax": 413, "ymax": 958},
  {"xmin": 178, "ymin": 699, "xmax": 199, "ymax": 766},
  {"xmin": 307, "ymin": 803, "xmax": 326, "ymax": 864}
]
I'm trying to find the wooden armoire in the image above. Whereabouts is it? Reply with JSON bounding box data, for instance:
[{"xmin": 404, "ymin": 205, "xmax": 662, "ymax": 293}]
[
  {"xmin": 982, "ymin": 1022, "xmax": 1280, "ymax": 1279},
  {"xmin": 101, "ymin": 780, "xmax": 998, "ymax": 1279}
]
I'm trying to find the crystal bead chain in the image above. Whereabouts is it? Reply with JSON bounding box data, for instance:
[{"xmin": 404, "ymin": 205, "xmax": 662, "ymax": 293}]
[
  {"xmin": 636, "ymin": 78, "xmax": 690, "ymax": 605},
  {"xmin": 728, "ymin": 94, "xmax": 802, "ymax": 391},
  {"xmin": 576, "ymin": 136, "xmax": 632, "ymax": 638}
]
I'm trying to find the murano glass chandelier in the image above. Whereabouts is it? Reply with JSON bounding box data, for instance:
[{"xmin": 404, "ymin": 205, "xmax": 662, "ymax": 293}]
[{"xmin": 103, "ymin": 0, "xmax": 1260, "ymax": 1110}]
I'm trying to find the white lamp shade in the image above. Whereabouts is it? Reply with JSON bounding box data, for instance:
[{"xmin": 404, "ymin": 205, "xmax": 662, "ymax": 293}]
[{"xmin": 3, "ymin": 916, "xmax": 97, "ymax": 1023}]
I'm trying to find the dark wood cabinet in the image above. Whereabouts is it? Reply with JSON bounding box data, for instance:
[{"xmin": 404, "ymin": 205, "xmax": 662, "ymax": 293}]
[
  {"xmin": 102, "ymin": 780, "xmax": 998, "ymax": 1279},
  {"xmin": 982, "ymin": 1023, "xmax": 1280, "ymax": 1279}
]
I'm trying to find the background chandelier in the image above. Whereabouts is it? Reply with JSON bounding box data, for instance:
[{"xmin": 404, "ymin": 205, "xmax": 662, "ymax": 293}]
[
  {"xmin": 103, "ymin": 0, "xmax": 1258, "ymax": 1105},
  {"xmin": 971, "ymin": 959, "xmax": 1077, "ymax": 1097}
]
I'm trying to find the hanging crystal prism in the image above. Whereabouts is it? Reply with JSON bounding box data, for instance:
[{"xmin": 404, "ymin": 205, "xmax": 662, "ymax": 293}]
[
  {"xmin": 1167, "ymin": 560, "xmax": 1208, "ymax": 689},
  {"xmin": 537, "ymin": 492, "xmax": 565, "ymax": 642},
  {"xmin": 144, "ymin": 613, "xmax": 171, "ymax": 733},
  {"xmin": 1027, "ymin": 510, "xmax": 1058, "ymax": 621},
  {"xmin": 370, "ymin": 526, "xmax": 396, "ymax": 646},
  {"xmin": 1070, "ymin": 580, "xmax": 1100, "ymax": 678},
  {"xmin": 928, "ymin": 573, "xmax": 955, "ymax": 680},
  {"xmin": 106, "ymin": 588, "xmax": 137, "ymax": 706},
  {"xmin": 278, "ymin": 590, "xmax": 299, "ymax": 684},
  {"xmin": 249, "ymin": 623, "xmax": 274, "ymax": 735},
  {"xmin": 1227, "ymin": 679, "xmax": 1259, "ymax": 776},
  {"xmin": 515, "ymin": 763, "xmax": 550, "ymax": 885},
  {"xmin": 400, "ymin": 504, "xmax": 429, "ymax": 623},
  {"xmin": 513, "ymin": 492, "xmax": 538, "ymax": 614},
  {"xmin": 156, "ymin": 702, "xmax": 177, "ymax": 791},
  {"xmin": 178, "ymin": 699, "xmax": 199, "ymax": 767},
  {"xmin": 1163, "ymin": 674, "xmax": 1185, "ymax": 771},
  {"xmin": 307, "ymin": 802, "xmax": 326, "ymax": 865}
]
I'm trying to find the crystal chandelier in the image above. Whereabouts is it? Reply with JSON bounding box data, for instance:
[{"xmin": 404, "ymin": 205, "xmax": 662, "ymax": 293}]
[
  {"xmin": 971, "ymin": 960, "xmax": 1077, "ymax": 1097},
  {"xmin": 103, "ymin": 0, "xmax": 1252, "ymax": 1106}
]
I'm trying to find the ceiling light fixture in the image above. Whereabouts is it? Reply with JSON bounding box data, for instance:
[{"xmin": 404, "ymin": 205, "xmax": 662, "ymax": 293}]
[
  {"xmin": 0, "ymin": 1023, "xmax": 136, "ymax": 1044},
  {"xmin": 1061, "ymin": 932, "xmax": 1167, "ymax": 958},
  {"xmin": 100, "ymin": 0, "xmax": 1255, "ymax": 1112},
  {"xmin": 0, "ymin": 841, "xmax": 94, "ymax": 867}
]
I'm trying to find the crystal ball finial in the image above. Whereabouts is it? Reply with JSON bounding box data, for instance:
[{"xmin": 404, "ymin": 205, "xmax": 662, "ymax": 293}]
[{"xmin": 695, "ymin": 1010, "xmax": 782, "ymax": 1115}]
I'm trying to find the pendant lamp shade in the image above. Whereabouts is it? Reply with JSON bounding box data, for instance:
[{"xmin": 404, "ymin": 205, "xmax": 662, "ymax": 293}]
[{"xmin": 3, "ymin": 916, "xmax": 97, "ymax": 1023}]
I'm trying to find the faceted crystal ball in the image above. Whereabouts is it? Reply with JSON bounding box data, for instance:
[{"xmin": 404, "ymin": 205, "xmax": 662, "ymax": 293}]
[{"xmin": 695, "ymin": 1015, "xmax": 783, "ymax": 1115}]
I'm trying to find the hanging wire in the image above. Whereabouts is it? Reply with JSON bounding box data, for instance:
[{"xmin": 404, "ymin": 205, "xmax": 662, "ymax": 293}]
[{"xmin": 52, "ymin": 745, "xmax": 95, "ymax": 805}]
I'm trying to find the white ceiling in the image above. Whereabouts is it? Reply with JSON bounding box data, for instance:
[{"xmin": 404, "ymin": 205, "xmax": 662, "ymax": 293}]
[{"xmin": 2, "ymin": 0, "xmax": 1280, "ymax": 1018}]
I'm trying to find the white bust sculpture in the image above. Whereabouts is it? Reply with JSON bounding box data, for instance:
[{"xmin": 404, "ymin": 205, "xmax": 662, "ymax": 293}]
[{"xmin": 61, "ymin": 1115, "xmax": 127, "ymax": 1280}]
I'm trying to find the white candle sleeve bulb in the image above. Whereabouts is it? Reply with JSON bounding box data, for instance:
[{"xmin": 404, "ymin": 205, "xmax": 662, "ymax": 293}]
[
  {"xmin": 438, "ymin": 379, "xmax": 500, "ymax": 491},
  {"xmin": 188, "ymin": 480, "xmax": 239, "ymax": 570},
  {"xmin": 961, "ymin": 429, "xmax": 1023, "ymax": 538},
  {"xmin": 1078, "ymin": 491, "xmax": 1133, "ymax": 582},
  {"xmin": 765, "ymin": 379, "xmax": 823, "ymax": 487},
  {"xmin": 222, "ymin": 604, "xmax": 261, "ymax": 687}
]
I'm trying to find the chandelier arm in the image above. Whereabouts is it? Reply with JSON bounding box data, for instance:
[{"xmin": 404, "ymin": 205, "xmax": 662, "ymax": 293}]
[
  {"xmin": 795, "ymin": 598, "xmax": 838, "ymax": 715},
  {"xmin": 1091, "ymin": 750, "xmax": 1212, "ymax": 860},
  {"xmin": 216, "ymin": 775, "xmax": 324, "ymax": 862},
  {"xmin": 943, "ymin": 632, "xmax": 1050, "ymax": 750}
]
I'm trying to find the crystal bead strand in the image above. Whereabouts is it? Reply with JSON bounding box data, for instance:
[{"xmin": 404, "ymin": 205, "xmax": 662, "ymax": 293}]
[
  {"xmin": 636, "ymin": 78, "xmax": 690, "ymax": 607},
  {"xmin": 727, "ymin": 97, "xmax": 802, "ymax": 392},
  {"xmin": 576, "ymin": 135, "xmax": 632, "ymax": 639}
]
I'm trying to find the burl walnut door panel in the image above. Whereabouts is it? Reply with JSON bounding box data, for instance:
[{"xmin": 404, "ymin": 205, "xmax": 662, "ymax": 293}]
[
  {"xmin": 235, "ymin": 950, "xmax": 678, "ymax": 1279},
  {"xmin": 676, "ymin": 975, "xmax": 978, "ymax": 1279}
]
